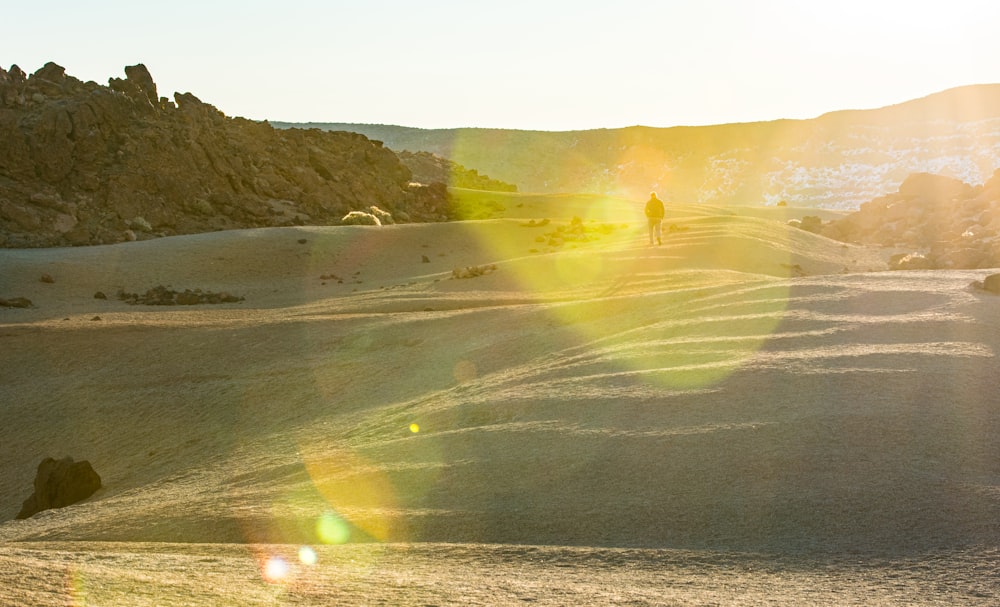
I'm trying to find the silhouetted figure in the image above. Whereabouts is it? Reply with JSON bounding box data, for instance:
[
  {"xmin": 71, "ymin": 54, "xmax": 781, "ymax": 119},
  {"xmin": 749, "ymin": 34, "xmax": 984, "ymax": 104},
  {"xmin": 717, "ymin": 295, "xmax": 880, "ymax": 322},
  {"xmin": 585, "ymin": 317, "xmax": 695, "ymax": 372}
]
[{"xmin": 644, "ymin": 192, "xmax": 664, "ymax": 245}]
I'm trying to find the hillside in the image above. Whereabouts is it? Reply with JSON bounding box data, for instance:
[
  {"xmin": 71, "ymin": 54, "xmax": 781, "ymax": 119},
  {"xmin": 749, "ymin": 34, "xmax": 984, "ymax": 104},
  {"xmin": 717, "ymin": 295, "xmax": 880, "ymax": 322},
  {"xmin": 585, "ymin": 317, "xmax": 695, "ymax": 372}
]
[
  {"xmin": 281, "ymin": 84, "xmax": 1000, "ymax": 208},
  {"xmin": 0, "ymin": 62, "xmax": 449, "ymax": 248}
]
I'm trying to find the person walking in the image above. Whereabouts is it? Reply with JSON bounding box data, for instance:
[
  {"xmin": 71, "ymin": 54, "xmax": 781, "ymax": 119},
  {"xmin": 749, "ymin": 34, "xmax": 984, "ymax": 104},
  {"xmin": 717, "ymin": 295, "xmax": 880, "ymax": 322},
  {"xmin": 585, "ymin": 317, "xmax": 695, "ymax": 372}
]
[{"xmin": 644, "ymin": 191, "xmax": 664, "ymax": 245}]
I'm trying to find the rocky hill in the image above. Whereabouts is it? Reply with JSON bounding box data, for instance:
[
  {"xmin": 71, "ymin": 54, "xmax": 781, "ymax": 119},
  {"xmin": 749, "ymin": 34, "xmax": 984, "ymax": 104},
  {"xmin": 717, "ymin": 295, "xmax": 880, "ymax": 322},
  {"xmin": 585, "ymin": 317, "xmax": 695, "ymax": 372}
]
[
  {"xmin": 286, "ymin": 84, "xmax": 1000, "ymax": 208},
  {"xmin": 0, "ymin": 63, "xmax": 449, "ymax": 248}
]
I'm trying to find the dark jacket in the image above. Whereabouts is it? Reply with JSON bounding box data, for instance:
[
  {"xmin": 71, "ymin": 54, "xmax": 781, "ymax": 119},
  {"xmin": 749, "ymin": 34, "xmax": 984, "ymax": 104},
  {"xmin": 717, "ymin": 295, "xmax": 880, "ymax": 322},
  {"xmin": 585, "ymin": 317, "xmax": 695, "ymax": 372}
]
[{"xmin": 644, "ymin": 196, "xmax": 664, "ymax": 219}]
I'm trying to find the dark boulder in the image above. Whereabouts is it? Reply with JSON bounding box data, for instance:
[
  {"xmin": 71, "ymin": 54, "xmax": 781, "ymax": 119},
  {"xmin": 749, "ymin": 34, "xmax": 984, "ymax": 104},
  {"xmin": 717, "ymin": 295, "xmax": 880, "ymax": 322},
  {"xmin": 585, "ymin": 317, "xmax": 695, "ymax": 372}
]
[
  {"xmin": 0, "ymin": 296, "xmax": 32, "ymax": 308},
  {"xmin": 897, "ymin": 172, "xmax": 975, "ymax": 201},
  {"xmin": 983, "ymin": 273, "xmax": 1000, "ymax": 294},
  {"xmin": 798, "ymin": 215, "xmax": 824, "ymax": 233},
  {"xmin": 16, "ymin": 456, "xmax": 102, "ymax": 519}
]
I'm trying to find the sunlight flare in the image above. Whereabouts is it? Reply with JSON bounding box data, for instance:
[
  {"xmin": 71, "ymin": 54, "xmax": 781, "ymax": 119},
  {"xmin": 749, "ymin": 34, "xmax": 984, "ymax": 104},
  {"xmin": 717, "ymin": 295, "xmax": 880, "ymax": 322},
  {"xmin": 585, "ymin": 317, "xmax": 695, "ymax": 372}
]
[{"xmin": 300, "ymin": 446, "xmax": 401, "ymax": 542}]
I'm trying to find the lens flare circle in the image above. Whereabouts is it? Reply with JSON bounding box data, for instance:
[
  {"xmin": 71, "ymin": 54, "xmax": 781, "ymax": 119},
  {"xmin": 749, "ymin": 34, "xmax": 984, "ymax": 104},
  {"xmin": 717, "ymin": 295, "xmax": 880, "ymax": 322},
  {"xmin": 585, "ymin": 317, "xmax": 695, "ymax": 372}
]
[
  {"xmin": 316, "ymin": 511, "xmax": 352, "ymax": 544},
  {"xmin": 263, "ymin": 556, "xmax": 290, "ymax": 583},
  {"xmin": 298, "ymin": 546, "xmax": 318, "ymax": 566}
]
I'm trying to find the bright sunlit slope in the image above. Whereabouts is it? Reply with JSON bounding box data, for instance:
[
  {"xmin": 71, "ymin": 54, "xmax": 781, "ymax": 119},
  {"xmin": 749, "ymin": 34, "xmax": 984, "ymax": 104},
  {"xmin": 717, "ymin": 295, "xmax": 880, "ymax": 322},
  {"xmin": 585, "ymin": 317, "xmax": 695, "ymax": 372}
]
[{"xmin": 1, "ymin": 195, "xmax": 997, "ymax": 556}]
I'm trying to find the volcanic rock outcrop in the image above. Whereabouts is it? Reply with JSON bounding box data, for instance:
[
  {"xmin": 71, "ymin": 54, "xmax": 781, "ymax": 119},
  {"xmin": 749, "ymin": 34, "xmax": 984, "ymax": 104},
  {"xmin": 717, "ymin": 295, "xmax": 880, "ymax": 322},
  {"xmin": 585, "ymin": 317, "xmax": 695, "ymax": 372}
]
[
  {"xmin": 816, "ymin": 171, "xmax": 1000, "ymax": 270},
  {"xmin": 0, "ymin": 62, "xmax": 450, "ymax": 248}
]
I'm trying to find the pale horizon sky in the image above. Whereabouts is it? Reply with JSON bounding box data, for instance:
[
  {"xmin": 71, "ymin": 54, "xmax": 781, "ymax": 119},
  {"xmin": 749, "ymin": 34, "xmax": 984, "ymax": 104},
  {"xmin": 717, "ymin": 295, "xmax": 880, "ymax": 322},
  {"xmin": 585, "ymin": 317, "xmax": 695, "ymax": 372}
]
[{"xmin": 5, "ymin": 1, "xmax": 1000, "ymax": 131}]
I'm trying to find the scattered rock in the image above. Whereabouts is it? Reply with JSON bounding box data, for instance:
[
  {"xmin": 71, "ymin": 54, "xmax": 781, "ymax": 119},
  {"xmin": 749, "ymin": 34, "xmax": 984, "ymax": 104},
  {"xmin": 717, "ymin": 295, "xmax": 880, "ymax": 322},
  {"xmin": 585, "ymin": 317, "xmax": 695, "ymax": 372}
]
[
  {"xmin": 521, "ymin": 218, "xmax": 551, "ymax": 227},
  {"xmin": 452, "ymin": 264, "xmax": 497, "ymax": 279},
  {"xmin": 421, "ymin": 255, "xmax": 430, "ymax": 263},
  {"xmin": 781, "ymin": 263, "xmax": 807, "ymax": 277},
  {"xmin": 93, "ymin": 291, "xmax": 107, "ymax": 300},
  {"xmin": 117, "ymin": 285, "xmax": 244, "ymax": 305},
  {"xmin": 39, "ymin": 273, "xmax": 54, "ymax": 283},
  {"xmin": 16, "ymin": 456, "xmax": 102, "ymax": 519}
]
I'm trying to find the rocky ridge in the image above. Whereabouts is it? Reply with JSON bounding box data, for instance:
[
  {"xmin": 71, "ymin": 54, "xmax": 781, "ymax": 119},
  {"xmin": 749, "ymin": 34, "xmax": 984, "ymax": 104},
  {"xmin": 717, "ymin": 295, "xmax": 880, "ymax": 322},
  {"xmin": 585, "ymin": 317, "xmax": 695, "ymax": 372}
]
[{"xmin": 0, "ymin": 62, "xmax": 449, "ymax": 248}]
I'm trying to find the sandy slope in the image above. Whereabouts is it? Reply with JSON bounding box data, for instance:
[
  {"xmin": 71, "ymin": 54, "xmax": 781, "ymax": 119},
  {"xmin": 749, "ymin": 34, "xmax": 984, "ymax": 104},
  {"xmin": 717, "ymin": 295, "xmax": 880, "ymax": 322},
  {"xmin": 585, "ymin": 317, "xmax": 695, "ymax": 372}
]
[{"xmin": 1, "ymin": 200, "xmax": 998, "ymax": 604}]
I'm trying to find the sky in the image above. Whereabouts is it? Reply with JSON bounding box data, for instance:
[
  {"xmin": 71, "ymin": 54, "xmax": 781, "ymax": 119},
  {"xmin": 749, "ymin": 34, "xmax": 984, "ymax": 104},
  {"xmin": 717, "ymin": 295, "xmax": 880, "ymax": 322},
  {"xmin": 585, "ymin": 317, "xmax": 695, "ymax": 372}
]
[{"xmin": 4, "ymin": 1, "xmax": 1000, "ymax": 131}]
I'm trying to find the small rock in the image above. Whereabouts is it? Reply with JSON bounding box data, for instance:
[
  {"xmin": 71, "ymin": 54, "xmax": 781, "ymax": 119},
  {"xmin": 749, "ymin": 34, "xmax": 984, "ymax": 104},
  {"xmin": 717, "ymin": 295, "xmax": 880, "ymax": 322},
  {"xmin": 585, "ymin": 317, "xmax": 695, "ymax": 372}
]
[
  {"xmin": 94, "ymin": 291, "xmax": 107, "ymax": 300},
  {"xmin": 40, "ymin": 273, "xmax": 55, "ymax": 283}
]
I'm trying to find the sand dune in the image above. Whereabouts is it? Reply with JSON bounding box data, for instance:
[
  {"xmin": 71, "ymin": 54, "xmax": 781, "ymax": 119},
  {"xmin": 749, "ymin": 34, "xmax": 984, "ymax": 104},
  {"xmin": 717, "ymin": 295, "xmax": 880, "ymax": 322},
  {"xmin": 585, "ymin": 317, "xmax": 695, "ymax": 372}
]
[{"xmin": 1, "ymin": 200, "xmax": 998, "ymax": 604}]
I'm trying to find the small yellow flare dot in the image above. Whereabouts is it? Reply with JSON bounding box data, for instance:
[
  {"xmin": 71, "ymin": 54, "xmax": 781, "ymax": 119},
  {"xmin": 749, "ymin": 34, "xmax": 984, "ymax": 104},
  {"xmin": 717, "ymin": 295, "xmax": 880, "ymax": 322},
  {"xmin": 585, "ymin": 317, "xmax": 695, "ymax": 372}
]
[{"xmin": 409, "ymin": 423, "xmax": 420, "ymax": 433}]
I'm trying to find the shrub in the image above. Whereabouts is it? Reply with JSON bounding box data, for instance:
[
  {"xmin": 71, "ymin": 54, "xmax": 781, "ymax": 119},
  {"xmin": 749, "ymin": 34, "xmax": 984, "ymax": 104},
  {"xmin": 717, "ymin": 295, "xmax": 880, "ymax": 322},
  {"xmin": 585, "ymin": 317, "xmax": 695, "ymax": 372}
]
[
  {"xmin": 369, "ymin": 205, "xmax": 394, "ymax": 225},
  {"xmin": 452, "ymin": 264, "xmax": 497, "ymax": 279},
  {"xmin": 341, "ymin": 211, "xmax": 381, "ymax": 226}
]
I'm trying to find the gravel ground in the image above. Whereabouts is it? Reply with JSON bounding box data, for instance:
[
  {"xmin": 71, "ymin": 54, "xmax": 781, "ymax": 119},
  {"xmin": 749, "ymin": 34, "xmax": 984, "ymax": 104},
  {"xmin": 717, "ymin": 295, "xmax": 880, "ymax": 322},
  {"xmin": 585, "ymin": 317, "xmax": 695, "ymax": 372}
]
[{"xmin": 2, "ymin": 542, "xmax": 998, "ymax": 606}]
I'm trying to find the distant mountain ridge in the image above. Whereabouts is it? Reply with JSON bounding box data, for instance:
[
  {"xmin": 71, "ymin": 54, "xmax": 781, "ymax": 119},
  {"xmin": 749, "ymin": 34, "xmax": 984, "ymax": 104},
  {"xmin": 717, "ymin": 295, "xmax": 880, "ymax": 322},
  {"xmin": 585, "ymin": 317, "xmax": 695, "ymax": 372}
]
[{"xmin": 277, "ymin": 84, "xmax": 1000, "ymax": 208}]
